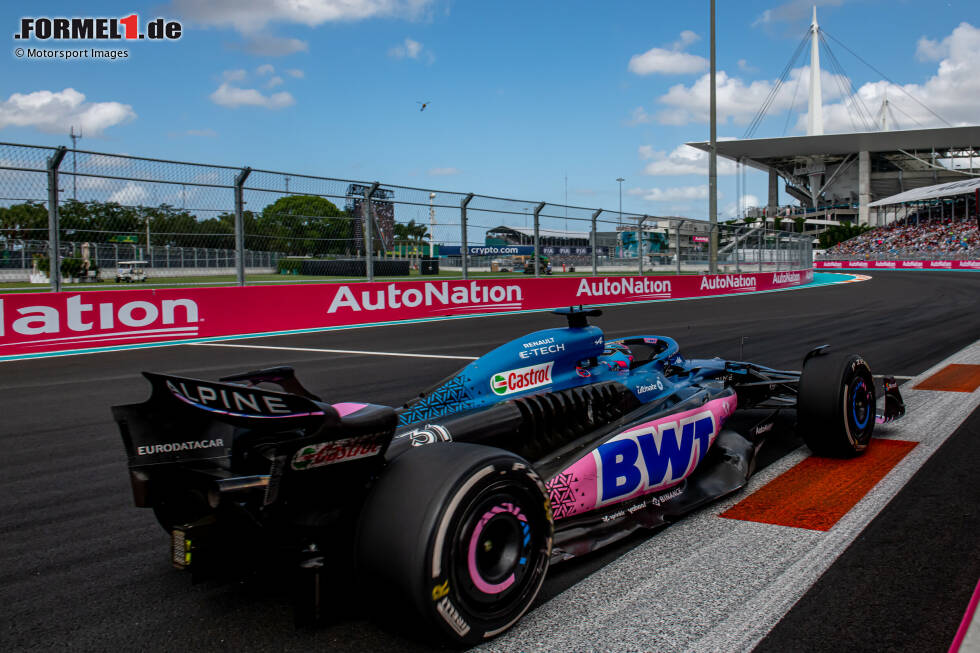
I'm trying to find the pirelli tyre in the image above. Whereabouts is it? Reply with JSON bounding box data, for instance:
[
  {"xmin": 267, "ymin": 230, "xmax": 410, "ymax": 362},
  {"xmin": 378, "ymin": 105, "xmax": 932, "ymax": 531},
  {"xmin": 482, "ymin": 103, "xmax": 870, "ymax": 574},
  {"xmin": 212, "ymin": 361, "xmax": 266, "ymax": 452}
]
[
  {"xmin": 356, "ymin": 443, "xmax": 553, "ymax": 645},
  {"xmin": 798, "ymin": 351, "xmax": 876, "ymax": 457}
]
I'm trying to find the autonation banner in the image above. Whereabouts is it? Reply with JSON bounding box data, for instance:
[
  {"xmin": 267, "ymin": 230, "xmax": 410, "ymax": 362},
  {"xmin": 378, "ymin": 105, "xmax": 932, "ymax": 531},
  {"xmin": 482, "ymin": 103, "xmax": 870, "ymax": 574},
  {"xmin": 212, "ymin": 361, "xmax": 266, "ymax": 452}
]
[
  {"xmin": 0, "ymin": 269, "xmax": 812, "ymax": 359},
  {"xmin": 815, "ymin": 260, "xmax": 980, "ymax": 270}
]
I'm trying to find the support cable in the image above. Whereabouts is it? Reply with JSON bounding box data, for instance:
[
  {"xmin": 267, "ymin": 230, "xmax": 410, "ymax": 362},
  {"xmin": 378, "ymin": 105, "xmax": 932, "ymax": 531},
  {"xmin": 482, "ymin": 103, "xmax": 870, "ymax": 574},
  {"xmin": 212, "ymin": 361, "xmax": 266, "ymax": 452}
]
[
  {"xmin": 822, "ymin": 29, "xmax": 952, "ymax": 127},
  {"xmin": 743, "ymin": 30, "xmax": 810, "ymax": 138}
]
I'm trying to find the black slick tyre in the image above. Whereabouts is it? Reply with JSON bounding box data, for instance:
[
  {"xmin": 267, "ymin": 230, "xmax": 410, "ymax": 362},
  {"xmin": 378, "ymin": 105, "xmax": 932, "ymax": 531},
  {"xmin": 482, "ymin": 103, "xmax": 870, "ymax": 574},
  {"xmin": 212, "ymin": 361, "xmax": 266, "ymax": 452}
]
[
  {"xmin": 356, "ymin": 443, "xmax": 553, "ymax": 646},
  {"xmin": 798, "ymin": 351, "xmax": 876, "ymax": 457}
]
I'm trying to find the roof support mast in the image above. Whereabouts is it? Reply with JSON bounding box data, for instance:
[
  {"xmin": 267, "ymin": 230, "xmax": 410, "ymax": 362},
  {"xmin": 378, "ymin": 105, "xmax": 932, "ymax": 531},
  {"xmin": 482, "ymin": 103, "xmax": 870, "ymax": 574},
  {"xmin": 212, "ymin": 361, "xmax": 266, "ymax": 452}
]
[{"xmin": 807, "ymin": 6, "xmax": 824, "ymax": 213}]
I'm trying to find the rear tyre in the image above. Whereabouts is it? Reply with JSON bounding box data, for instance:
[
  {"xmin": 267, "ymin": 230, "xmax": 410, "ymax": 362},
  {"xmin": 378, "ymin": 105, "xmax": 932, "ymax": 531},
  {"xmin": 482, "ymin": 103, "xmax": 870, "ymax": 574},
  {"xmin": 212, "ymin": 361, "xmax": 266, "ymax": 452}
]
[
  {"xmin": 798, "ymin": 351, "xmax": 876, "ymax": 457},
  {"xmin": 357, "ymin": 443, "xmax": 552, "ymax": 646}
]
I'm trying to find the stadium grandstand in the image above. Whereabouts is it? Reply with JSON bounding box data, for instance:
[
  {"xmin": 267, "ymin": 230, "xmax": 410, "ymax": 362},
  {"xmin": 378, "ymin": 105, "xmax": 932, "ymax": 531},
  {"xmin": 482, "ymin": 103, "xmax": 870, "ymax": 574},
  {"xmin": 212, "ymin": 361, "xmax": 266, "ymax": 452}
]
[{"xmin": 824, "ymin": 215, "xmax": 978, "ymax": 260}]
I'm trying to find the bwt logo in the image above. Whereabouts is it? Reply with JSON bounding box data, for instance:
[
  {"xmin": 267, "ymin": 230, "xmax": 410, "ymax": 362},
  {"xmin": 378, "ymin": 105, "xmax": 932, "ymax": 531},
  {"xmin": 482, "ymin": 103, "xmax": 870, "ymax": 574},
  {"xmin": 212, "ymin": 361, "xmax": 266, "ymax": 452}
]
[
  {"xmin": 14, "ymin": 15, "xmax": 182, "ymax": 40},
  {"xmin": 596, "ymin": 410, "xmax": 715, "ymax": 503}
]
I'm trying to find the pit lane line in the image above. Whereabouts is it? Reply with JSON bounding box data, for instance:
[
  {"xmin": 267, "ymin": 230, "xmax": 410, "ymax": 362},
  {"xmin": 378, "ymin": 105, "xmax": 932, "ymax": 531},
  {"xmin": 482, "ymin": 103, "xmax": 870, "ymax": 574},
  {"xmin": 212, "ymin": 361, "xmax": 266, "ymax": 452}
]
[
  {"xmin": 481, "ymin": 338, "xmax": 980, "ymax": 653},
  {"xmin": 187, "ymin": 342, "xmax": 479, "ymax": 361}
]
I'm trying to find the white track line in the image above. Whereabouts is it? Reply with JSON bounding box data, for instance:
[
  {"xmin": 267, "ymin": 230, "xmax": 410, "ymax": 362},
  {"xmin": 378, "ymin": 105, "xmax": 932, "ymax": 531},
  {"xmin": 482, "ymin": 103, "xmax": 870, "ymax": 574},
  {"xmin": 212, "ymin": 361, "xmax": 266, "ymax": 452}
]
[{"xmin": 188, "ymin": 342, "xmax": 478, "ymax": 361}]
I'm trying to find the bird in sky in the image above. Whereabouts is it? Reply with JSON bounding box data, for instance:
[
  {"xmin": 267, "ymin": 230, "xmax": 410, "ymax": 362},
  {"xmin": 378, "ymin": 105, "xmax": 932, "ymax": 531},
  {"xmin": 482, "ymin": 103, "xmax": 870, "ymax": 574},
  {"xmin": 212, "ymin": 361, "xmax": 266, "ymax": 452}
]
[{"xmin": 417, "ymin": 101, "xmax": 430, "ymax": 112}]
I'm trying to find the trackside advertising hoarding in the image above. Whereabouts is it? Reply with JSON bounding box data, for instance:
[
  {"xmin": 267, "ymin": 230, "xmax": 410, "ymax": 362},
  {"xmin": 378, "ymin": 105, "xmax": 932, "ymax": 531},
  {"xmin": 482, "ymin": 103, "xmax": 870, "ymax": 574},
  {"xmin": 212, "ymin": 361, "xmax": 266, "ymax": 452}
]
[
  {"xmin": 0, "ymin": 269, "xmax": 812, "ymax": 359},
  {"xmin": 815, "ymin": 260, "xmax": 980, "ymax": 270}
]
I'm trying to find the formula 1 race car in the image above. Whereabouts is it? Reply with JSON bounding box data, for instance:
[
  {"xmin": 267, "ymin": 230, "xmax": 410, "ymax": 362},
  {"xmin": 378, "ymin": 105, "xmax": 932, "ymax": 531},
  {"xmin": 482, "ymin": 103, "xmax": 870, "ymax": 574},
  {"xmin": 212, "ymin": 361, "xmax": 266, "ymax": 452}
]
[{"xmin": 113, "ymin": 307, "xmax": 906, "ymax": 645}]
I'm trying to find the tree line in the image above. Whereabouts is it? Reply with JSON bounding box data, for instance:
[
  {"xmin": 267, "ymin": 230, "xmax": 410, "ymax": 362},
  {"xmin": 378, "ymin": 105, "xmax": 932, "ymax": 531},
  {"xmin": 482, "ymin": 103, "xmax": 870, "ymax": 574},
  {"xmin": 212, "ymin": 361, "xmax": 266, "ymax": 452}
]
[{"xmin": 0, "ymin": 195, "xmax": 357, "ymax": 256}]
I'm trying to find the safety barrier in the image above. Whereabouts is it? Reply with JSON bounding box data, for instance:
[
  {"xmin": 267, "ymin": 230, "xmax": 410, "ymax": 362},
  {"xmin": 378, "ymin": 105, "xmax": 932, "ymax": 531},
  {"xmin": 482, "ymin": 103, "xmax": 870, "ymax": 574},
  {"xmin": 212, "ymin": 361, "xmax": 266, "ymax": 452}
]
[
  {"xmin": 0, "ymin": 269, "xmax": 813, "ymax": 360},
  {"xmin": 815, "ymin": 260, "xmax": 980, "ymax": 270}
]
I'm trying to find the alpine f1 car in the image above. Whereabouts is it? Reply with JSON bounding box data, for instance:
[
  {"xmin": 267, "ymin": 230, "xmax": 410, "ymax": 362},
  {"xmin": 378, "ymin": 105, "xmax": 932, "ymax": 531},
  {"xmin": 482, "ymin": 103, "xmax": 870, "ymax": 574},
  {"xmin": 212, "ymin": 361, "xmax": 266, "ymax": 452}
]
[{"xmin": 113, "ymin": 307, "xmax": 906, "ymax": 645}]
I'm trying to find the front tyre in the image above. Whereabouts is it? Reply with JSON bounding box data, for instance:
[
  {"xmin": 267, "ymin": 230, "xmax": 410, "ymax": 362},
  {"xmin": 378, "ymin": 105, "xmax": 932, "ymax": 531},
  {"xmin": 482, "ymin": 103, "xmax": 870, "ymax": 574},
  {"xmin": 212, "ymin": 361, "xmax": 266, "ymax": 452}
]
[
  {"xmin": 357, "ymin": 444, "xmax": 552, "ymax": 645},
  {"xmin": 798, "ymin": 351, "xmax": 876, "ymax": 457}
]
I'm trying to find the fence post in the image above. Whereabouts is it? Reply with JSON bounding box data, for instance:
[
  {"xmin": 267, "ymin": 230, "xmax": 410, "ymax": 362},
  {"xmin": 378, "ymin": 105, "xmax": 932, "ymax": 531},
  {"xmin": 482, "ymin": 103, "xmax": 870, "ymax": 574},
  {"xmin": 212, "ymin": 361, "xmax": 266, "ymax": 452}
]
[
  {"xmin": 734, "ymin": 227, "xmax": 741, "ymax": 274},
  {"xmin": 638, "ymin": 215, "xmax": 647, "ymax": 275},
  {"xmin": 363, "ymin": 182, "xmax": 379, "ymax": 282},
  {"xmin": 591, "ymin": 209, "xmax": 601, "ymax": 277},
  {"xmin": 234, "ymin": 167, "xmax": 251, "ymax": 286},
  {"xmin": 677, "ymin": 220, "xmax": 686, "ymax": 274},
  {"xmin": 758, "ymin": 227, "xmax": 764, "ymax": 272},
  {"xmin": 533, "ymin": 202, "xmax": 545, "ymax": 277},
  {"xmin": 46, "ymin": 146, "xmax": 67, "ymax": 292},
  {"xmin": 460, "ymin": 193, "xmax": 474, "ymax": 280},
  {"xmin": 775, "ymin": 230, "xmax": 781, "ymax": 271}
]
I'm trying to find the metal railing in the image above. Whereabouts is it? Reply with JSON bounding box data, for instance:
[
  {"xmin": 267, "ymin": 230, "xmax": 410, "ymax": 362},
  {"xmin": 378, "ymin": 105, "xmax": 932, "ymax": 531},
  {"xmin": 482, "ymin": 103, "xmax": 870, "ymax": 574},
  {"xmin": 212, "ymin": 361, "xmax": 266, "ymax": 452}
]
[{"xmin": 0, "ymin": 141, "xmax": 813, "ymax": 291}]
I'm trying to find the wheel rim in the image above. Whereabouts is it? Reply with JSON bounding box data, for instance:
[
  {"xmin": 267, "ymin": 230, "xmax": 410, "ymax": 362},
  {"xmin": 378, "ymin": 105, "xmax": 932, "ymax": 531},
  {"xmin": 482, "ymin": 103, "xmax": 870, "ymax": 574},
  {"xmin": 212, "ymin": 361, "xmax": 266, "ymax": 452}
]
[
  {"xmin": 452, "ymin": 485, "xmax": 545, "ymax": 618},
  {"xmin": 846, "ymin": 376, "xmax": 874, "ymax": 442}
]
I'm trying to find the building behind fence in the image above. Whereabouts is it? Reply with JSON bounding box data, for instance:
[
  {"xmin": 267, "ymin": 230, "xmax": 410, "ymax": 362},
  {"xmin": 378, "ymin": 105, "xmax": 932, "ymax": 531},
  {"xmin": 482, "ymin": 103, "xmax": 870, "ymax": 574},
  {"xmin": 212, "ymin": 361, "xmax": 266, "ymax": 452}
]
[{"xmin": 0, "ymin": 142, "xmax": 813, "ymax": 290}]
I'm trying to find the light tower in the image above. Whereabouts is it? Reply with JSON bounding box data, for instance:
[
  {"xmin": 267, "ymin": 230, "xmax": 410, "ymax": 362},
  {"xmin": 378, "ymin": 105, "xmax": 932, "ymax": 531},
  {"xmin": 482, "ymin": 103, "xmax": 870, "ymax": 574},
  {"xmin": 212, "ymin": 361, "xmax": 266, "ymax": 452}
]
[
  {"xmin": 806, "ymin": 6, "xmax": 825, "ymax": 213},
  {"xmin": 807, "ymin": 6, "xmax": 824, "ymax": 137}
]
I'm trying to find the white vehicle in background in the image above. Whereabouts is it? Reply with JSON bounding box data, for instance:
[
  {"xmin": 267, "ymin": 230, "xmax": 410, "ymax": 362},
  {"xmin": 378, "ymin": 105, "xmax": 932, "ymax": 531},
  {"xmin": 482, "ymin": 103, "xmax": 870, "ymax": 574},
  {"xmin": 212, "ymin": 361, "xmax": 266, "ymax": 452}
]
[{"xmin": 115, "ymin": 260, "xmax": 148, "ymax": 283}]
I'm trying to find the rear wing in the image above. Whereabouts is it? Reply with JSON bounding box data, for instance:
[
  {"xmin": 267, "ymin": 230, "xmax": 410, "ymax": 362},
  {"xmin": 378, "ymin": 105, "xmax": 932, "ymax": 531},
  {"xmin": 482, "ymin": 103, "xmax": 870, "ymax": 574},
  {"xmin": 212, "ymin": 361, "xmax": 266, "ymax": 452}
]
[{"xmin": 113, "ymin": 372, "xmax": 341, "ymax": 468}]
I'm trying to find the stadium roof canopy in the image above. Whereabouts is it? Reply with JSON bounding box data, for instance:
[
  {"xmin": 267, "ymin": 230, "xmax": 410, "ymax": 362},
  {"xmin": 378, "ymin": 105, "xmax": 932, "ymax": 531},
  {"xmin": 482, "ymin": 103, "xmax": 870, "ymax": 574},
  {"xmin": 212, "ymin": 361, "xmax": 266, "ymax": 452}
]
[
  {"xmin": 687, "ymin": 126, "xmax": 980, "ymax": 171},
  {"xmin": 685, "ymin": 126, "xmax": 980, "ymax": 221},
  {"xmin": 868, "ymin": 177, "xmax": 980, "ymax": 207}
]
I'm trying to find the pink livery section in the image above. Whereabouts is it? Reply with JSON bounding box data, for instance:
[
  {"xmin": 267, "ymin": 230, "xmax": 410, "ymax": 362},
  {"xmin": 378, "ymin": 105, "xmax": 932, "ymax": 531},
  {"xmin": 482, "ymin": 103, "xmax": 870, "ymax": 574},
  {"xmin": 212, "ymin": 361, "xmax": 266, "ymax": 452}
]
[{"xmin": 547, "ymin": 394, "xmax": 737, "ymax": 519}]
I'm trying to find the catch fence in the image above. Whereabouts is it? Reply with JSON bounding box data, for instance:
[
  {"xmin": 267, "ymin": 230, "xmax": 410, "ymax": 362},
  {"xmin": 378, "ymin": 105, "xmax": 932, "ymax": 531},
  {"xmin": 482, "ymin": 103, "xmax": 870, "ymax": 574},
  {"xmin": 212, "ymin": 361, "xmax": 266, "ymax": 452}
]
[{"xmin": 0, "ymin": 142, "xmax": 813, "ymax": 291}]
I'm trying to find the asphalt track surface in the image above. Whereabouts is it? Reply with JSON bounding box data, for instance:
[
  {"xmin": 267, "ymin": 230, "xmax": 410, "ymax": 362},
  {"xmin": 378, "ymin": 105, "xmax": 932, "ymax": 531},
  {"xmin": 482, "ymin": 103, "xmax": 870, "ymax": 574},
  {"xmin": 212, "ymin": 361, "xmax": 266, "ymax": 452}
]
[{"xmin": 1, "ymin": 270, "xmax": 977, "ymax": 652}]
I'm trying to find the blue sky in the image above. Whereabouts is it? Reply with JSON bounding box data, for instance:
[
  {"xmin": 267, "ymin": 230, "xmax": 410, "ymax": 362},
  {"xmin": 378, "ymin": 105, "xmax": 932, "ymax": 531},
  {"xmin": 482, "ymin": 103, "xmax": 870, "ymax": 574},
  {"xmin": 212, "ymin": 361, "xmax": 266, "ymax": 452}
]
[{"xmin": 2, "ymin": 0, "xmax": 978, "ymax": 219}]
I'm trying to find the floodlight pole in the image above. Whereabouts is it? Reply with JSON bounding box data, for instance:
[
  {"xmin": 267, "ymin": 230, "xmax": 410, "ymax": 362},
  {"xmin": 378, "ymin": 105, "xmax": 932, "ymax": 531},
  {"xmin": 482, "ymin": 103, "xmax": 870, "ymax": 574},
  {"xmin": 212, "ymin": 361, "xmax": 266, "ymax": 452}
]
[{"xmin": 708, "ymin": 0, "xmax": 719, "ymax": 274}]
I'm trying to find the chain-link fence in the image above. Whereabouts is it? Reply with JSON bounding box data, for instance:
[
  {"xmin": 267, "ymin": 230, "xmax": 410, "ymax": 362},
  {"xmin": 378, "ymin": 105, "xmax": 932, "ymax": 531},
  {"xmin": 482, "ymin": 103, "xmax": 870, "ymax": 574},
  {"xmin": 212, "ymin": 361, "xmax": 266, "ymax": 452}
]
[{"xmin": 0, "ymin": 142, "xmax": 813, "ymax": 290}]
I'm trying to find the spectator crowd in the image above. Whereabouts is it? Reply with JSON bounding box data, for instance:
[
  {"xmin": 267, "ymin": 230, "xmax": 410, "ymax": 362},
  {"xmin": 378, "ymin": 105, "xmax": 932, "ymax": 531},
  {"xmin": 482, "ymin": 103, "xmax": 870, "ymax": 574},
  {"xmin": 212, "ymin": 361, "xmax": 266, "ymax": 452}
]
[{"xmin": 826, "ymin": 214, "xmax": 979, "ymax": 259}]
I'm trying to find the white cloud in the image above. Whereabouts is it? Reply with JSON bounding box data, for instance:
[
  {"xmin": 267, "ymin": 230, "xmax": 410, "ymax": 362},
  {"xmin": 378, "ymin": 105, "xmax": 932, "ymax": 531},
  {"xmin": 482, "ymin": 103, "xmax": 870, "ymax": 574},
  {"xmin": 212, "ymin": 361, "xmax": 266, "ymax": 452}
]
[
  {"xmin": 169, "ymin": 0, "xmax": 435, "ymax": 33},
  {"xmin": 672, "ymin": 30, "xmax": 700, "ymax": 49},
  {"xmin": 109, "ymin": 182, "xmax": 149, "ymax": 204},
  {"xmin": 285, "ymin": 68, "xmax": 304, "ymax": 78},
  {"xmin": 737, "ymin": 59, "xmax": 757, "ymax": 73},
  {"xmin": 821, "ymin": 22, "xmax": 980, "ymax": 131},
  {"xmin": 639, "ymin": 144, "xmax": 738, "ymax": 176},
  {"xmin": 222, "ymin": 69, "xmax": 247, "ymax": 81},
  {"xmin": 724, "ymin": 194, "xmax": 761, "ymax": 217},
  {"xmin": 752, "ymin": 9, "xmax": 773, "ymax": 27},
  {"xmin": 238, "ymin": 34, "xmax": 309, "ymax": 56},
  {"xmin": 0, "ymin": 88, "xmax": 135, "ymax": 136},
  {"xmin": 428, "ymin": 167, "xmax": 460, "ymax": 176},
  {"xmin": 266, "ymin": 76, "xmax": 284, "ymax": 88},
  {"xmin": 650, "ymin": 66, "xmax": 847, "ymax": 126},
  {"xmin": 627, "ymin": 185, "xmax": 709, "ymax": 202},
  {"xmin": 389, "ymin": 37, "xmax": 434, "ymax": 63},
  {"xmin": 628, "ymin": 30, "xmax": 707, "ymax": 75},
  {"xmin": 256, "ymin": 64, "xmax": 275, "ymax": 76},
  {"xmin": 628, "ymin": 106, "xmax": 653, "ymax": 125},
  {"xmin": 180, "ymin": 128, "xmax": 218, "ymax": 137},
  {"xmin": 210, "ymin": 82, "xmax": 295, "ymax": 109},
  {"xmin": 915, "ymin": 36, "xmax": 947, "ymax": 62}
]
